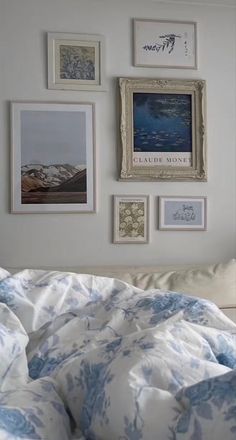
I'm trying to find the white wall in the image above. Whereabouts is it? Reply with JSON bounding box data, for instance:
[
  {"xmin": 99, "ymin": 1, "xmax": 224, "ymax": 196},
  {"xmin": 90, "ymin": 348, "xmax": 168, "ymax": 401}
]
[{"xmin": 0, "ymin": 0, "xmax": 235, "ymax": 268}]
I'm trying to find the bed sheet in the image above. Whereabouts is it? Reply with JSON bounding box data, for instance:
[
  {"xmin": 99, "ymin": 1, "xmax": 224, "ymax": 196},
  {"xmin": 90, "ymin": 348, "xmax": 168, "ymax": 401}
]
[{"xmin": 0, "ymin": 268, "xmax": 236, "ymax": 439}]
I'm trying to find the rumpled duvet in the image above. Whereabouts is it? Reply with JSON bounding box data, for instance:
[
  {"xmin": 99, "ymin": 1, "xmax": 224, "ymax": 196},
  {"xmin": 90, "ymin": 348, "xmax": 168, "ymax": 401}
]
[{"xmin": 0, "ymin": 268, "xmax": 235, "ymax": 440}]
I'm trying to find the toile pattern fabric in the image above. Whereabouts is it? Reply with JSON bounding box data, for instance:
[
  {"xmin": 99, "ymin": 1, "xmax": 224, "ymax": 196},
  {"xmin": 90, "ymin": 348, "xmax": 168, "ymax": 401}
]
[{"xmin": 0, "ymin": 268, "xmax": 235, "ymax": 440}]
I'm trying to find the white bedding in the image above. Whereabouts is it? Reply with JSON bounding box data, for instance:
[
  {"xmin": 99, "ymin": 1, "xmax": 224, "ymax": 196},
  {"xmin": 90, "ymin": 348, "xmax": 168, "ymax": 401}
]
[{"xmin": 0, "ymin": 268, "xmax": 236, "ymax": 439}]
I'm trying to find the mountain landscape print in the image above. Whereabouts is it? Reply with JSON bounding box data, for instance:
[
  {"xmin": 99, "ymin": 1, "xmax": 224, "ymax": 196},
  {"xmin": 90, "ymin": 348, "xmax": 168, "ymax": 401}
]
[
  {"xmin": 21, "ymin": 163, "xmax": 87, "ymax": 204},
  {"xmin": 11, "ymin": 102, "xmax": 95, "ymax": 213}
]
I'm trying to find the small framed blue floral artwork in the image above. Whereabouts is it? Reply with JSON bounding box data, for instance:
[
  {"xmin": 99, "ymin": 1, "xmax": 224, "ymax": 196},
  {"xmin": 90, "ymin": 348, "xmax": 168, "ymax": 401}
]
[
  {"xmin": 158, "ymin": 196, "xmax": 207, "ymax": 231},
  {"xmin": 134, "ymin": 19, "xmax": 197, "ymax": 69},
  {"xmin": 48, "ymin": 32, "xmax": 105, "ymax": 91}
]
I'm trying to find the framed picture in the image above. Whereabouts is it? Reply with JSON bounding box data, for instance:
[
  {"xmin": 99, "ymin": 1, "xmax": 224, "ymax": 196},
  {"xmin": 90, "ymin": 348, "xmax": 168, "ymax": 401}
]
[
  {"xmin": 113, "ymin": 195, "xmax": 149, "ymax": 243},
  {"xmin": 133, "ymin": 19, "xmax": 197, "ymax": 69},
  {"xmin": 119, "ymin": 77, "xmax": 207, "ymax": 181},
  {"xmin": 48, "ymin": 32, "xmax": 105, "ymax": 91},
  {"xmin": 11, "ymin": 102, "xmax": 96, "ymax": 213},
  {"xmin": 158, "ymin": 196, "xmax": 207, "ymax": 230}
]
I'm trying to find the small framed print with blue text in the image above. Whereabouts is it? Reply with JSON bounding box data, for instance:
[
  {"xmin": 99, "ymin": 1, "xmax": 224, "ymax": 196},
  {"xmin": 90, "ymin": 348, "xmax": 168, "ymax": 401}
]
[{"xmin": 158, "ymin": 196, "xmax": 207, "ymax": 231}]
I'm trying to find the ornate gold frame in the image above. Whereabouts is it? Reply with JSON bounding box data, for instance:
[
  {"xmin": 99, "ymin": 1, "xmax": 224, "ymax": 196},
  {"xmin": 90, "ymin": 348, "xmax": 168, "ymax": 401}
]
[{"xmin": 119, "ymin": 77, "xmax": 207, "ymax": 181}]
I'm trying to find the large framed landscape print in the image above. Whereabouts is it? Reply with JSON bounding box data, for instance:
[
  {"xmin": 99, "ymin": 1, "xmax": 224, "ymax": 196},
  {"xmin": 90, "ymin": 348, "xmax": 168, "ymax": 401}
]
[
  {"xmin": 11, "ymin": 102, "xmax": 96, "ymax": 213},
  {"xmin": 158, "ymin": 196, "xmax": 207, "ymax": 231},
  {"xmin": 119, "ymin": 78, "xmax": 207, "ymax": 181}
]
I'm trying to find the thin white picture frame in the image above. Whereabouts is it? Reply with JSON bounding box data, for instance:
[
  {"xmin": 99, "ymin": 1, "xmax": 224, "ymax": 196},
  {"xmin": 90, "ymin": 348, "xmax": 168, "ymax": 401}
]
[
  {"xmin": 113, "ymin": 195, "xmax": 150, "ymax": 243},
  {"xmin": 133, "ymin": 19, "xmax": 197, "ymax": 69},
  {"xmin": 11, "ymin": 101, "xmax": 96, "ymax": 213},
  {"xmin": 48, "ymin": 32, "xmax": 106, "ymax": 91},
  {"xmin": 158, "ymin": 196, "xmax": 207, "ymax": 230}
]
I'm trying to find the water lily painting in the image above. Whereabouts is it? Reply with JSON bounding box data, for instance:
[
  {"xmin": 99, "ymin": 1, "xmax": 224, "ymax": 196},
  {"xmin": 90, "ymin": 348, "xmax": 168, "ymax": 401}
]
[
  {"xmin": 11, "ymin": 102, "xmax": 96, "ymax": 213},
  {"xmin": 133, "ymin": 92, "xmax": 192, "ymax": 161},
  {"xmin": 119, "ymin": 77, "xmax": 207, "ymax": 181},
  {"xmin": 113, "ymin": 195, "xmax": 149, "ymax": 243},
  {"xmin": 134, "ymin": 19, "xmax": 197, "ymax": 69},
  {"xmin": 158, "ymin": 196, "xmax": 207, "ymax": 230},
  {"xmin": 48, "ymin": 32, "xmax": 105, "ymax": 91}
]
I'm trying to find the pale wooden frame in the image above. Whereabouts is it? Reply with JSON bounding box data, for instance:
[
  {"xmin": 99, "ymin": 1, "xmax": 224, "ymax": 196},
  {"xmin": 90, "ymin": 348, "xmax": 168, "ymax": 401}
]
[
  {"xmin": 133, "ymin": 19, "xmax": 197, "ymax": 69},
  {"xmin": 119, "ymin": 77, "xmax": 207, "ymax": 181},
  {"xmin": 158, "ymin": 196, "xmax": 207, "ymax": 231},
  {"xmin": 113, "ymin": 195, "xmax": 150, "ymax": 244},
  {"xmin": 48, "ymin": 32, "xmax": 106, "ymax": 91},
  {"xmin": 11, "ymin": 101, "xmax": 96, "ymax": 214}
]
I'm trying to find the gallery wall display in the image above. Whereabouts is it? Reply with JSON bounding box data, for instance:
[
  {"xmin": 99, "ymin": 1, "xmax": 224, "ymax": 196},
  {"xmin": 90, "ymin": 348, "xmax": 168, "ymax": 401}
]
[
  {"xmin": 11, "ymin": 102, "xmax": 96, "ymax": 213},
  {"xmin": 8, "ymin": 16, "xmax": 209, "ymax": 239},
  {"xmin": 119, "ymin": 77, "xmax": 207, "ymax": 182},
  {"xmin": 113, "ymin": 195, "xmax": 149, "ymax": 243},
  {"xmin": 48, "ymin": 32, "xmax": 105, "ymax": 91},
  {"xmin": 158, "ymin": 196, "xmax": 207, "ymax": 231},
  {"xmin": 133, "ymin": 19, "xmax": 197, "ymax": 69}
]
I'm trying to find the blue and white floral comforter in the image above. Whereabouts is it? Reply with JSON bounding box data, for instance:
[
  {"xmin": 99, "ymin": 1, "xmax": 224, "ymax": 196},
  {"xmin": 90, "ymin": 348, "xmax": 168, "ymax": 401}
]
[{"xmin": 0, "ymin": 267, "xmax": 236, "ymax": 440}]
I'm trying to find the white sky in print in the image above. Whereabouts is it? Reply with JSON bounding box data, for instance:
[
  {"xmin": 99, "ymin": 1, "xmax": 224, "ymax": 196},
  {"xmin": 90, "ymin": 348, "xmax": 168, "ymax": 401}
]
[{"xmin": 21, "ymin": 110, "xmax": 86, "ymax": 166}]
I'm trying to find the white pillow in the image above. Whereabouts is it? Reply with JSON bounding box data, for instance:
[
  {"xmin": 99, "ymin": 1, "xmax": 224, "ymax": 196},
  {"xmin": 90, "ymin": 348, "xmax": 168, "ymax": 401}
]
[{"xmin": 113, "ymin": 260, "xmax": 236, "ymax": 308}]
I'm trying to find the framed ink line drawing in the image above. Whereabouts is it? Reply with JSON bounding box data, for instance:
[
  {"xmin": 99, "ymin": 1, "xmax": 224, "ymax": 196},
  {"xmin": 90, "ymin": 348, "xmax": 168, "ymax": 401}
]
[
  {"xmin": 11, "ymin": 102, "xmax": 96, "ymax": 213},
  {"xmin": 158, "ymin": 196, "xmax": 207, "ymax": 230},
  {"xmin": 113, "ymin": 195, "xmax": 149, "ymax": 243},
  {"xmin": 119, "ymin": 77, "xmax": 207, "ymax": 181},
  {"xmin": 133, "ymin": 19, "xmax": 197, "ymax": 69},
  {"xmin": 48, "ymin": 32, "xmax": 105, "ymax": 91}
]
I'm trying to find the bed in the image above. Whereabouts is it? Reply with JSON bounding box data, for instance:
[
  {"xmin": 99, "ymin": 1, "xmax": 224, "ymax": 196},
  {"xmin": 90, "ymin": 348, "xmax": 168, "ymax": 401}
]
[{"xmin": 0, "ymin": 259, "xmax": 235, "ymax": 439}]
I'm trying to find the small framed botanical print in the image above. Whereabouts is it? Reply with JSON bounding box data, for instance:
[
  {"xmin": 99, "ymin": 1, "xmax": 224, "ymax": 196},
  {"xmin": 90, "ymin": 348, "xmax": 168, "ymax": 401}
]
[
  {"xmin": 158, "ymin": 196, "xmax": 207, "ymax": 230},
  {"xmin": 133, "ymin": 19, "xmax": 197, "ymax": 69},
  {"xmin": 48, "ymin": 32, "xmax": 105, "ymax": 91},
  {"xmin": 113, "ymin": 195, "xmax": 149, "ymax": 243}
]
